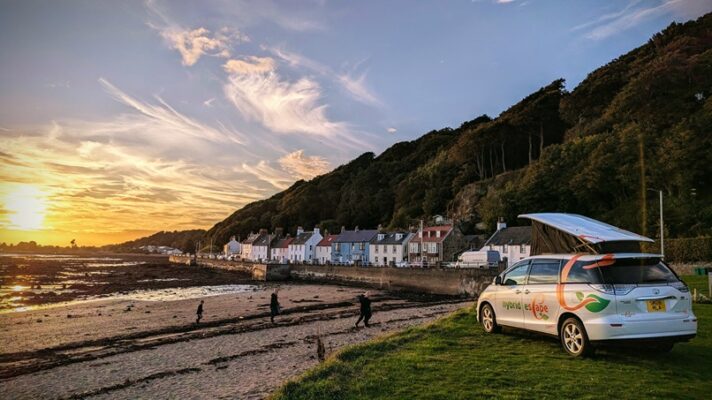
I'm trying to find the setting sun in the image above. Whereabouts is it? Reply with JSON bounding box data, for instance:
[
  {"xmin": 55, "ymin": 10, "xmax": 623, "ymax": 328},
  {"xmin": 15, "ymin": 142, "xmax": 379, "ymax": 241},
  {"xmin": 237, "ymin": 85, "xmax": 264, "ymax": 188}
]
[{"xmin": 3, "ymin": 185, "xmax": 47, "ymax": 231}]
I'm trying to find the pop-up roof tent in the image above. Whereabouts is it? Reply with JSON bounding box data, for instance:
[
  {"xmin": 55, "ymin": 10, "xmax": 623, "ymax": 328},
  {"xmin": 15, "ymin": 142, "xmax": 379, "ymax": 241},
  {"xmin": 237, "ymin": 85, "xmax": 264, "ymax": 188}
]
[{"xmin": 518, "ymin": 213, "xmax": 654, "ymax": 255}]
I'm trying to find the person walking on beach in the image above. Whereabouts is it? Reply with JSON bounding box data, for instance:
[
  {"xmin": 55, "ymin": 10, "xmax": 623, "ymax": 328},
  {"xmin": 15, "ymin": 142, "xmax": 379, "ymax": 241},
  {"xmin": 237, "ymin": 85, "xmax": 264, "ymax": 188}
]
[
  {"xmin": 355, "ymin": 292, "xmax": 372, "ymax": 328},
  {"xmin": 270, "ymin": 289, "xmax": 281, "ymax": 323},
  {"xmin": 196, "ymin": 300, "xmax": 204, "ymax": 324}
]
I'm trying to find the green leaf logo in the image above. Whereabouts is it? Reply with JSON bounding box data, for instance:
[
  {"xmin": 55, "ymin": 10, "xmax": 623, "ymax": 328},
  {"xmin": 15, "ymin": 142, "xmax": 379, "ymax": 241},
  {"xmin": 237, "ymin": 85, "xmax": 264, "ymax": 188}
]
[
  {"xmin": 584, "ymin": 294, "xmax": 610, "ymax": 313},
  {"xmin": 576, "ymin": 292, "xmax": 584, "ymax": 301},
  {"xmin": 541, "ymin": 314, "xmax": 549, "ymax": 320}
]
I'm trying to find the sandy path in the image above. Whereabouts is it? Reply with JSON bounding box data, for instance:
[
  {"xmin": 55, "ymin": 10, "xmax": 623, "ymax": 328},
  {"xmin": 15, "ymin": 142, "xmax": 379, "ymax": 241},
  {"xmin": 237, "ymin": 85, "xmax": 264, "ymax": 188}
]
[{"xmin": 0, "ymin": 283, "xmax": 470, "ymax": 399}]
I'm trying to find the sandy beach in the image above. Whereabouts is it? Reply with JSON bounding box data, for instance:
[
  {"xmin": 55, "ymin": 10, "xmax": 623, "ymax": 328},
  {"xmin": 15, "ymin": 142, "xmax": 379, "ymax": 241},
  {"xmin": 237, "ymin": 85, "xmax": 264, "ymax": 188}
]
[{"xmin": 0, "ymin": 282, "xmax": 469, "ymax": 399}]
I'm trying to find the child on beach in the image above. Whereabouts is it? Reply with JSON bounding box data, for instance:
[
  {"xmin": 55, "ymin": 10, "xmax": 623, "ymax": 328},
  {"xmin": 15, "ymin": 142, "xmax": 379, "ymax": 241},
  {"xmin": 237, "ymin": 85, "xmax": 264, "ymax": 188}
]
[
  {"xmin": 196, "ymin": 300, "xmax": 204, "ymax": 324},
  {"xmin": 270, "ymin": 289, "xmax": 281, "ymax": 323}
]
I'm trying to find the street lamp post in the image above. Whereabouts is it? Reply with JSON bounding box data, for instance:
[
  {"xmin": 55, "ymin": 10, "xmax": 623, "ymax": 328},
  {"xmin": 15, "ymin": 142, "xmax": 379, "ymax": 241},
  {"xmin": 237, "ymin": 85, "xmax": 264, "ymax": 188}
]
[{"xmin": 647, "ymin": 189, "xmax": 664, "ymax": 257}]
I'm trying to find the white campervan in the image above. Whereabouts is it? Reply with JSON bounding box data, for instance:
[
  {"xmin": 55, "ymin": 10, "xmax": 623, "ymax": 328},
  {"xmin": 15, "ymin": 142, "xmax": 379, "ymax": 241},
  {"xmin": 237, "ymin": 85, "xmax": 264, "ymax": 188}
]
[{"xmin": 476, "ymin": 213, "xmax": 697, "ymax": 357}]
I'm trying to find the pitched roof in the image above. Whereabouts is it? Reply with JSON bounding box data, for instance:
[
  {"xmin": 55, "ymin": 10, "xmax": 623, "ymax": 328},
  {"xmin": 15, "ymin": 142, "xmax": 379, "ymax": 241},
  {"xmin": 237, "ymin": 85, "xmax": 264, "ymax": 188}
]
[
  {"xmin": 410, "ymin": 225, "xmax": 453, "ymax": 243},
  {"xmin": 370, "ymin": 232, "xmax": 413, "ymax": 245},
  {"xmin": 518, "ymin": 213, "xmax": 653, "ymax": 244},
  {"xmin": 253, "ymin": 234, "xmax": 272, "ymax": 247},
  {"xmin": 334, "ymin": 229, "xmax": 379, "ymax": 243},
  {"xmin": 241, "ymin": 233, "xmax": 260, "ymax": 245},
  {"xmin": 291, "ymin": 232, "xmax": 314, "ymax": 245},
  {"xmin": 484, "ymin": 226, "xmax": 532, "ymax": 246},
  {"xmin": 272, "ymin": 237, "xmax": 293, "ymax": 249},
  {"xmin": 317, "ymin": 234, "xmax": 338, "ymax": 247}
]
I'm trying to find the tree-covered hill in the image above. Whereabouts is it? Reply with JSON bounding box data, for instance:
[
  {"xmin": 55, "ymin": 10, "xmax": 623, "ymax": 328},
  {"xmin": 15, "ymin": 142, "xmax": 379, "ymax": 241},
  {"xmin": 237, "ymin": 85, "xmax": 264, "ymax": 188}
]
[
  {"xmin": 205, "ymin": 13, "xmax": 712, "ymax": 247},
  {"xmin": 103, "ymin": 229, "xmax": 205, "ymax": 253}
]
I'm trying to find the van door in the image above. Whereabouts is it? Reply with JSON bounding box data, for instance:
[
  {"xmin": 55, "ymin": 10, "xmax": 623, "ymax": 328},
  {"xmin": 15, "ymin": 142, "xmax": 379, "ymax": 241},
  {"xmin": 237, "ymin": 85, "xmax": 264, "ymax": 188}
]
[
  {"xmin": 523, "ymin": 259, "xmax": 561, "ymax": 334},
  {"xmin": 495, "ymin": 261, "xmax": 530, "ymax": 328}
]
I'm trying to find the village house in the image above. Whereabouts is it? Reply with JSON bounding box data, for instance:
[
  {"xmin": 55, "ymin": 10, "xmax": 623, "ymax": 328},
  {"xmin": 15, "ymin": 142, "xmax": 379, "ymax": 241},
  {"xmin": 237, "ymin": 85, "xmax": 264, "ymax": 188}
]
[
  {"xmin": 240, "ymin": 232, "xmax": 260, "ymax": 261},
  {"xmin": 369, "ymin": 231, "xmax": 413, "ymax": 266},
  {"xmin": 481, "ymin": 219, "xmax": 531, "ymax": 266},
  {"xmin": 315, "ymin": 234, "xmax": 338, "ymax": 264},
  {"xmin": 332, "ymin": 228, "xmax": 378, "ymax": 265},
  {"xmin": 223, "ymin": 236, "xmax": 241, "ymax": 257},
  {"xmin": 288, "ymin": 227, "xmax": 323, "ymax": 263},
  {"xmin": 408, "ymin": 224, "xmax": 466, "ymax": 265},
  {"xmin": 270, "ymin": 235, "xmax": 292, "ymax": 263},
  {"xmin": 251, "ymin": 229, "xmax": 273, "ymax": 262}
]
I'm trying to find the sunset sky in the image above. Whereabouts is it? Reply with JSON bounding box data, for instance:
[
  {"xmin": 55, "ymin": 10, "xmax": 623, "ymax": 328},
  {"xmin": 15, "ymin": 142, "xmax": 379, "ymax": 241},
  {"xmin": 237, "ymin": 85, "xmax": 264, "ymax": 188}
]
[{"xmin": 1, "ymin": 0, "xmax": 710, "ymax": 246}]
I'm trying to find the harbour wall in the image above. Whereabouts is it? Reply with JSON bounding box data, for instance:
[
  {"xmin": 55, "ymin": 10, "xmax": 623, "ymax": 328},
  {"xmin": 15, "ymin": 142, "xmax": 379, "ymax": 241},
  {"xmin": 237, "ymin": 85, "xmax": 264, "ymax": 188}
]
[
  {"xmin": 169, "ymin": 256, "xmax": 497, "ymax": 297},
  {"xmin": 289, "ymin": 264, "xmax": 497, "ymax": 297}
]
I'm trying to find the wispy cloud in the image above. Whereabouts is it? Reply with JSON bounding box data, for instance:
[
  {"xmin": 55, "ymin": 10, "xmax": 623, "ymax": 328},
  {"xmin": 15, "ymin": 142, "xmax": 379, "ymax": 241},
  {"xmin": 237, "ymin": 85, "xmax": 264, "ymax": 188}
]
[
  {"xmin": 387, "ymin": 127, "xmax": 397, "ymax": 134},
  {"xmin": 575, "ymin": 0, "xmax": 712, "ymax": 40},
  {"xmin": 224, "ymin": 56, "xmax": 276, "ymax": 74},
  {"xmin": 278, "ymin": 150, "xmax": 330, "ymax": 180},
  {"xmin": 146, "ymin": 0, "xmax": 247, "ymax": 66},
  {"xmin": 223, "ymin": 58, "xmax": 346, "ymax": 137},
  {"xmin": 240, "ymin": 161, "xmax": 294, "ymax": 190},
  {"xmin": 268, "ymin": 46, "xmax": 383, "ymax": 107},
  {"xmin": 160, "ymin": 27, "xmax": 245, "ymax": 66},
  {"xmin": 99, "ymin": 77, "xmax": 245, "ymax": 144}
]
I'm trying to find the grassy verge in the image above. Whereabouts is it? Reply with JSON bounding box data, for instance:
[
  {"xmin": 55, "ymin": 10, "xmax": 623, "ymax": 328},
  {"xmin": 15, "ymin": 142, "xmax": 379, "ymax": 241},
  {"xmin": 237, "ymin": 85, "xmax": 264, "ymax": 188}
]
[
  {"xmin": 273, "ymin": 302, "xmax": 711, "ymax": 399},
  {"xmin": 681, "ymin": 275, "xmax": 711, "ymax": 298}
]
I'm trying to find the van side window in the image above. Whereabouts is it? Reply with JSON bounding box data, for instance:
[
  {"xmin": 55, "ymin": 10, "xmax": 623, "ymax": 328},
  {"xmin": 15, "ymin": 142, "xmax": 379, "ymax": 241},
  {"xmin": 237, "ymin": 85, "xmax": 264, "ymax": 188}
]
[
  {"xmin": 565, "ymin": 260, "xmax": 603, "ymax": 283},
  {"xmin": 503, "ymin": 263, "xmax": 529, "ymax": 286},
  {"xmin": 528, "ymin": 260, "xmax": 561, "ymax": 284}
]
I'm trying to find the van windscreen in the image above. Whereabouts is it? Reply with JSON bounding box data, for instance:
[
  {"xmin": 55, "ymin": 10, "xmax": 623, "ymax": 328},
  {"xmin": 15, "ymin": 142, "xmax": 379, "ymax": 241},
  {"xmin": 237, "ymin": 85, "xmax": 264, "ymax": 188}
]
[{"xmin": 595, "ymin": 258, "xmax": 679, "ymax": 284}]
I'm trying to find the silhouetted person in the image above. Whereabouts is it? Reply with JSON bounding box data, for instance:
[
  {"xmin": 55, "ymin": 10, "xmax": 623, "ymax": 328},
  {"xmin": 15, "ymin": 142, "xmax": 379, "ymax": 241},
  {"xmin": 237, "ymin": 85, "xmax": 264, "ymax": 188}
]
[
  {"xmin": 355, "ymin": 292, "xmax": 372, "ymax": 328},
  {"xmin": 196, "ymin": 300, "xmax": 204, "ymax": 324},
  {"xmin": 317, "ymin": 335, "xmax": 326, "ymax": 362},
  {"xmin": 270, "ymin": 289, "xmax": 280, "ymax": 323}
]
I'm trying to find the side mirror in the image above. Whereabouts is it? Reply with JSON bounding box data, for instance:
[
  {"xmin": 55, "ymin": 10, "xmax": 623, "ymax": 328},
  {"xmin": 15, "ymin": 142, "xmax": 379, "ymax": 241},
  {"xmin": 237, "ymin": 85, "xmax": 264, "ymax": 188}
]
[{"xmin": 495, "ymin": 276, "xmax": 502, "ymax": 285}]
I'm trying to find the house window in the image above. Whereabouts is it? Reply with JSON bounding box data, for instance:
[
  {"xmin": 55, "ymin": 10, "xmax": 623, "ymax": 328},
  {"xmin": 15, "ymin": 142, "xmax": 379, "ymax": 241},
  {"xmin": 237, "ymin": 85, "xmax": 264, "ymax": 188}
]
[
  {"xmin": 375, "ymin": 256, "xmax": 379, "ymax": 263},
  {"xmin": 503, "ymin": 245, "xmax": 508, "ymax": 252},
  {"xmin": 375, "ymin": 246, "xmax": 378, "ymax": 253},
  {"xmin": 392, "ymin": 246, "xmax": 396, "ymax": 253},
  {"xmin": 360, "ymin": 243, "xmax": 365, "ymax": 251},
  {"xmin": 520, "ymin": 244, "xmax": 526, "ymax": 252}
]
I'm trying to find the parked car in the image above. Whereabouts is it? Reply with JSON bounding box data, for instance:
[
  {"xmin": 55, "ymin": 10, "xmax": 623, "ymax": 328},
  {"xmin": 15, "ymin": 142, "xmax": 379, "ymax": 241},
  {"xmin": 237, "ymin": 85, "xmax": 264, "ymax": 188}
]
[{"xmin": 476, "ymin": 253, "xmax": 697, "ymax": 356}]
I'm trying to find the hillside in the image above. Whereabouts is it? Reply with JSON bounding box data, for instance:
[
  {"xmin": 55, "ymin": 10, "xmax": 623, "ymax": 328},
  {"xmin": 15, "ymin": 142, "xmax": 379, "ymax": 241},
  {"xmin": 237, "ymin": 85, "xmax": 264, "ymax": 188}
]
[
  {"xmin": 206, "ymin": 13, "xmax": 712, "ymax": 246},
  {"xmin": 103, "ymin": 229, "xmax": 205, "ymax": 253}
]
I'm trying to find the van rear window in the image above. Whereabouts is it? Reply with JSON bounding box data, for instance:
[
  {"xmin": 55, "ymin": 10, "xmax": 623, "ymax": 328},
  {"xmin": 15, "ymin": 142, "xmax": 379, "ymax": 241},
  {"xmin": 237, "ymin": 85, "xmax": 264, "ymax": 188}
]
[{"xmin": 597, "ymin": 258, "xmax": 678, "ymax": 284}]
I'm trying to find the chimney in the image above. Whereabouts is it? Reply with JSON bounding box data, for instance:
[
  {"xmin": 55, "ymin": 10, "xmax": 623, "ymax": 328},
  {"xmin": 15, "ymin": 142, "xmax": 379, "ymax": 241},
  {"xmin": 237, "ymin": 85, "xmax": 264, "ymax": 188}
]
[
  {"xmin": 341, "ymin": 226, "xmax": 346, "ymax": 233},
  {"xmin": 355, "ymin": 226, "xmax": 359, "ymax": 232},
  {"xmin": 377, "ymin": 224, "xmax": 383, "ymax": 232},
  {"xmin": 230, "ymin": 235, "xmax": 236, "ymax": 242},
  {"xmin": 274, "ymin": 227, "xmax": 284, "ymax": 238},
  {"xmin": 259, "ymin": 228, "xmax": 268, "ymax": 235},
  {"xmin": 297, "ymin": 226, "xmax": 304, "ymax": 235},
  {"xmin": 314, "ymin": 227, "xmax": 320, "ymax": 235},
  {"xmin": 496, "ymin": 217, "xmax": 507, "ymax": 231}
]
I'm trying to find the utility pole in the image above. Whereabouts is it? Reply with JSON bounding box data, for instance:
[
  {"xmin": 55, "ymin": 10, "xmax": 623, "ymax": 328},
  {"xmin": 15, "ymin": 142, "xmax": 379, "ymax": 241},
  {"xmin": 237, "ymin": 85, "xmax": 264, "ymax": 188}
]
[
  {"xmin": 420, "ymin": 219, "xmax": 425, "ymax": 267},
  {"xmin": 647, "ymin": 188, "xmax": 664, "ymax": 257}
]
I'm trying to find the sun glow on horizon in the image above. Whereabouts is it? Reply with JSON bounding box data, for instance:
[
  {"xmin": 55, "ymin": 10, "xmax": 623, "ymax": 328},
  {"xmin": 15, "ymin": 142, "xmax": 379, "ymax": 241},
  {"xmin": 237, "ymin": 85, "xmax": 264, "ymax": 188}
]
[{"xmin": 2, "ymin": 185, "xmax": 48, "ymax": 231}]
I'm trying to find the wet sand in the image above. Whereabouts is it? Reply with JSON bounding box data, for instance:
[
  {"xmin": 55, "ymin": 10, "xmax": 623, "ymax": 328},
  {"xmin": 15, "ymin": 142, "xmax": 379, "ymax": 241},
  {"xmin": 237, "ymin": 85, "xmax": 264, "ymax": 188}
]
[
  {"xmin": 0, "ymin": 254, "xmax": 251, "ymax": 311},
  {"xmin": 0, "ymin": 283, "xmax": 470, "ymax": 399}
]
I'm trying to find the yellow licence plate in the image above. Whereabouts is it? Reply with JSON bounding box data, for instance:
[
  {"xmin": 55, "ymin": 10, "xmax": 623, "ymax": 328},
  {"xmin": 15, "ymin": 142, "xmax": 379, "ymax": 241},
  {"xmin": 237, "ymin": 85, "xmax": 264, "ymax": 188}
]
[{"xmin": 647, "ymin": 300, "xmax": 667, "ymax": 312}]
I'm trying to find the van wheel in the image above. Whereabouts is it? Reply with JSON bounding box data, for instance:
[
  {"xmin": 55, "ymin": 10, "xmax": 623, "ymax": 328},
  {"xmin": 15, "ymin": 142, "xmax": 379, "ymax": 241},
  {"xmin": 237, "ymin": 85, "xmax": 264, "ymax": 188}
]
[
  {"xmin": 560, "ymin": 318, "xmax": 592, "ymax": 357},
  {"xmin": 481, "ymin": 304, "xmax": 501, "ymax": 333}
]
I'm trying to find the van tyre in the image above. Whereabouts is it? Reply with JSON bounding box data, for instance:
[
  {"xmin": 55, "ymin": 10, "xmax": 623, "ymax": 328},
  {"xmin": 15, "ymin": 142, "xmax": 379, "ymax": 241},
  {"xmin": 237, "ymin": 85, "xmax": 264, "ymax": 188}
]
[
  {"xmin": 560, "ymin": 317, "xmax": 592, "ymax": 357},
  {"xmin": 480, "ymin": 303, "xmax": 501, "ymax": 334}
]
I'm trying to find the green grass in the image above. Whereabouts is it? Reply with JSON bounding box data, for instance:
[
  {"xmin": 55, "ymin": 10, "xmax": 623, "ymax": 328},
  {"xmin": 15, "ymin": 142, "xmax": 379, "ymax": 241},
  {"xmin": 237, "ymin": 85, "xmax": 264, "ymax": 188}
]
[
  {"xmin": 273, "ymin": 303, "xmax": 712, "ymax": 400},
  {"xmin": 681, "ymin": 275, "xmax": 711, "ymax": 298}
]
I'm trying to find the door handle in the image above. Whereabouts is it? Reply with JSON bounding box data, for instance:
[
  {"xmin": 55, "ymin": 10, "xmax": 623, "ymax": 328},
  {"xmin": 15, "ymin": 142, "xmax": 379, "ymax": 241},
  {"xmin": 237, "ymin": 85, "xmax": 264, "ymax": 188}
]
[
  {"xmin": 524, "ymin": 289, "xmax": 530, "ymax": 294},
  {"xmin": 515, "ymin": 290, "xmax": 521, "ymax": 294}
]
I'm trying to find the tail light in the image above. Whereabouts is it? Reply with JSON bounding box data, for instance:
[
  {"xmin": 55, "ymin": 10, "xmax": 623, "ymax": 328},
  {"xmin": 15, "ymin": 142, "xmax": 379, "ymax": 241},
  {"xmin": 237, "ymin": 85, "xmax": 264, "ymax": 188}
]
[{"xmin": 671, "ymin": 281, "xmax": 689, "ymax": 292}]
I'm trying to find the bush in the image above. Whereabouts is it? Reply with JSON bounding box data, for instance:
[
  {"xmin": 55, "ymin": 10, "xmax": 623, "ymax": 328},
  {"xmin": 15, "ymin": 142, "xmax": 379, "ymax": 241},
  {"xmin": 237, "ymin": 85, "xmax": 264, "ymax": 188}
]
[{"xmin": 643, "ymin": 237, "xmax": 712, "ymax": 262}]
